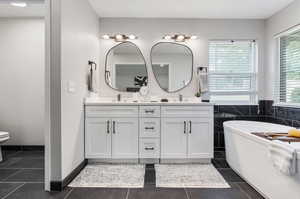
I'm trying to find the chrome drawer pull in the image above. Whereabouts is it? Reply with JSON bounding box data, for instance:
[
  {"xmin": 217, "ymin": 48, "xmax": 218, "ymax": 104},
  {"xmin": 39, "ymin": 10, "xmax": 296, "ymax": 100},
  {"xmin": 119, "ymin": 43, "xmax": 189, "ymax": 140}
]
[
  {"xmin": 145, "ymin": 110, "xmax": 155, "ymax": 113},
  {"xmin": 145, "ymin": 127, "xmax": 155, "ymax": 130},
  {"xmin": 189, "ymin": 121, "xmax": 192, "ymax": 134},
  {"xmin": 112, "ymin": 121, "xmax": 116, "ymax": 134},
  {"xmin": 184, "ymin": 121, "xmax": 186, "ymax": 134},
  {"xmin": 107, "ymin": 120, "xmax": 110, "ymax": 134},
  {"xmin": 145, "ymin": 147, "xmax": 155, "ymax": 151}
]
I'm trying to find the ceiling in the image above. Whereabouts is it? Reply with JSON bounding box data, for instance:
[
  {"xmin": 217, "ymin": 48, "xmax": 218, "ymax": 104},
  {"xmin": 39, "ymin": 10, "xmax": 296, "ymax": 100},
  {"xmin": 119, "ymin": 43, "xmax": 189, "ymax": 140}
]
[
  {"xmin": 88, "ymin": 0, "xmax": 295, "ymax": 19},
  {"xmin": 0, "ymin": 0, "xmax": 45, "ymax": 17}
]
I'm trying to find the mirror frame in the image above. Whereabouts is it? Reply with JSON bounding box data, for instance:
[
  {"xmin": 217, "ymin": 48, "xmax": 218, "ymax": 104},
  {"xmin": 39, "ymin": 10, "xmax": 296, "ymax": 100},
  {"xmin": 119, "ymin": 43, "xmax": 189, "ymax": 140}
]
[
  {"xmin": 104, "ymin": 41, "xmax": 148, "ymax": 92},
  {"xmin": 150, "ymin": 42, "xmax": 194, "ymax": 93}
]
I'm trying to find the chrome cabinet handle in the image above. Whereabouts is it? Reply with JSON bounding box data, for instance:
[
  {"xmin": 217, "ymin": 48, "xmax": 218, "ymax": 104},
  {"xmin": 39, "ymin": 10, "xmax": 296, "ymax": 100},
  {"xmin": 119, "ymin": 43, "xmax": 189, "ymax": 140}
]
[
  {"xmin": 145, "ymin": 110, "xmax": 155, "ymax": 113},
  {"xmin": 145, "ymin": 127, "xmax": 155, "ymax": 130},
  {"xmin": 112, "ymin": 121, "xmax": 116, "ymax": 134},
  {"xmin": 189, "ymin": 121, "xmax": 192, "ymax": 134},
  {"xmin": 184, "ymin": 121, "xmax": 186, "ymax": 134},
  {"xmin": 145, "ymin": 147, "xmax": 155, "ymax": 150},
  {"xmin": 107, "ymin": 120, "xmax": 110, "ymax": 134}
]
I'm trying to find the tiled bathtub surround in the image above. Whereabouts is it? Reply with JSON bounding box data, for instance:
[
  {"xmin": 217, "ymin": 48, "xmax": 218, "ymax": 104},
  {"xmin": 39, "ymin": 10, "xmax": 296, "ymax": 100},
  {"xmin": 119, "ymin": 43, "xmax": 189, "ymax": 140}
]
[{"xmin": 214, "ymin": 101, "xmax": 300, "ymax": 150}]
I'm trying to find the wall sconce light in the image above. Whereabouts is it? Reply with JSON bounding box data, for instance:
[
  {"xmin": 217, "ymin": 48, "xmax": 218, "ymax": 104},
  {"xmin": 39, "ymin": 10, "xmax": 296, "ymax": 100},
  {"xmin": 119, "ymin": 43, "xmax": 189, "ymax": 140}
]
[
  {"xmin": 102, "ymin": 34, "xmax": 138, "ymax": 42},
  {"xmin": 163, "ymin": 34, "xmax": 198, "ymax": 42}
]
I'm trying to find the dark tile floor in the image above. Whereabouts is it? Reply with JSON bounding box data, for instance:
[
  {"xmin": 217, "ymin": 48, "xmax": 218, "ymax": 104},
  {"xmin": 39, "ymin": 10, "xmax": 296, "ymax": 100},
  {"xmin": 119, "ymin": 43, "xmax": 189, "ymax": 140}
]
[{"xmin": 0, "ymin": 149, "xmax": 265, "ymax": 199}]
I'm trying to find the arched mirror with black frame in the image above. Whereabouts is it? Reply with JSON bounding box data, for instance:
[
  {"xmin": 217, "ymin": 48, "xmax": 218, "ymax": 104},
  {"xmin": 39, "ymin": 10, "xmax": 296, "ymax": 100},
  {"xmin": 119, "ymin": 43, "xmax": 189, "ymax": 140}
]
[
  {"xmin": 150, "ymin": 42, "xmax": 193, "ymax": 93},
  {"xmin": 105, "ymin": 41, "xmax": 148, "ymax": 92}
]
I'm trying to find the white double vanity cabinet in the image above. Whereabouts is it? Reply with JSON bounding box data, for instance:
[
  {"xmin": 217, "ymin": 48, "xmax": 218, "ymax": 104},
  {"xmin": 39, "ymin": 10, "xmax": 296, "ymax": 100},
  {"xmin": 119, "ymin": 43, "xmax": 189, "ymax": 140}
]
[
  {"xmin": 85, "ymin": 41, "xmax": 214, "ymax": 163},
  {"xmin": 85, "ymin": 102, "xmax": 214, "ymax": 163}
]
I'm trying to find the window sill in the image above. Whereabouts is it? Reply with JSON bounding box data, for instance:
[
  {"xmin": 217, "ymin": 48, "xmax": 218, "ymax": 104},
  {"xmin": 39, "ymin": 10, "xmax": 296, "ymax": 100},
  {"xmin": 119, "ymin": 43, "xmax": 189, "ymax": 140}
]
[{"xmin": 273, "ymin": 103, "xmax": 300, "ymax": 108}]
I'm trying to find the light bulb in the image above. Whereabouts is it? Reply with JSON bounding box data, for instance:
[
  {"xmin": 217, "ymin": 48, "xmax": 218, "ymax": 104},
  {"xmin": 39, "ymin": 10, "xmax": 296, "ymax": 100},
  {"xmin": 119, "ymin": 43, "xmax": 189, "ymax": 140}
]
[
  {"xmin": 176, "ymin": 35, "xmax": 185, "ymax": 42},
  {"xmin": 102, "ymin": 34, "xmax": 110, "ymax": 40},
  {"xmin": 190, "ymin": 35, "xmax": 198, "ymax": 40},
  {"xmin": 115, "ymin": 34, "xmax": 124, "ymax": 41},
  {"xmin": 163, "ymin": 35, "xmax": 172, "ymax": 40},
  {"xmin": 10, "ymin": 2, "xmax": 27, "ymax": 7},
  {"xmin": 128, "ymin": 34, "xmax": 137, "ymax": 40}
]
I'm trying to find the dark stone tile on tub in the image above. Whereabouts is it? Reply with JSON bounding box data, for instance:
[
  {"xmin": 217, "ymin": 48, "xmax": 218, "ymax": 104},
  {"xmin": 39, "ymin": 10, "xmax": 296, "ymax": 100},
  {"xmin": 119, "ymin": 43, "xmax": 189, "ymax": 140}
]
[
  {"xmin": 214, "ymin": 131, "xmax": 220, "ymax": 148},
  {"xmin": 292, "ymin": 120, "xmax": 300, "ymax": 128},
  {"xmin": 275, "ymin": 106, "xmax": 287, "ymax": 119},
  {"xmin": 236, "ymin": 182, "xmax": 265, "ymax": 199},
  {"xmin": 219, "ymin": 132, "xmax": 225, "ymax": 148},
  {"xmin": 219, "ymin": 105, "xmax": 250, "ymax": 116},
  {"xmin": 0, "ymin": 182, "xmax": 23, "ymax": 198},
  {"xmin": 67, "ymin": 188, "xmax": 127, "ymax": 199},
  {"xmin": 272, "ymin": 118, "xmax": 293, "ymax": 127},
  {"xmin": 5, "ymin": 183, "xmax": 71, "ymax": 199},
  {"xmin": 5, "ymin": 169, "xmax": 44, "ymax": 182},
  {"xmin": 249, "ymin": 105, "xmax": 259, "ymax": 116},
  {"xmin": 286, "ymin": 107, "xmax": 300, "ymax": 121},
  {"xmin": 128, "ymin": 188, "xmax": 188, "ymax": 199},
  {"xmin": 258, "ymin": 100, "xmax": 274, "ymax": 116},
  {"xmin": 214, "ymin": 105, "xmax": 219, "ymax": 113},
  {"xmin": 217, "ymin": 168, "xmax": 245, "ymax": 182}
]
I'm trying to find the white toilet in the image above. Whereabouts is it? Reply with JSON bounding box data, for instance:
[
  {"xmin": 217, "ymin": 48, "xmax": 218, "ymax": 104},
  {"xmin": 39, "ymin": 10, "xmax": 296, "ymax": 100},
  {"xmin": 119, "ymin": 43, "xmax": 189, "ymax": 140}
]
[{"xmin": 0, "ymin": 131, "xmax": 10, "ymax": 162}]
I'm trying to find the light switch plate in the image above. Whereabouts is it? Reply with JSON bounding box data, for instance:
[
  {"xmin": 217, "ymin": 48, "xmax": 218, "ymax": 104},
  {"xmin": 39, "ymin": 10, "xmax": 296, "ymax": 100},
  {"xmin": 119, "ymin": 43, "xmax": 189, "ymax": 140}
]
[{"xmin": 67, "ymin": 81, "xmax": 76, "ymax": 93}]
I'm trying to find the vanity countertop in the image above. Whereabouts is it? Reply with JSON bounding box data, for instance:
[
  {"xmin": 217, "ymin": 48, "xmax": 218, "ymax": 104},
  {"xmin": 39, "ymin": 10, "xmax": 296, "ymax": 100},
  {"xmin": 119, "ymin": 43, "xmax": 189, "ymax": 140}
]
[{"xmin": 84, "ymin": 97, "xmax": 214, "ymax": 106}]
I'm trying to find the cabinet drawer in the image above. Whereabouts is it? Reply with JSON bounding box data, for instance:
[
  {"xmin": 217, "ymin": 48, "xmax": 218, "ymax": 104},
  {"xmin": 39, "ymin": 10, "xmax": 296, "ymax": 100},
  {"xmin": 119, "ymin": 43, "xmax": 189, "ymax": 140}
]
[
  {"xmin": 139, "ymin": 139, "xmax": 160, "ymax": 159},
  {"xmin": 161, "ymin": 106, "xmax": 213, "ymax": 118},
  {"xmin": 139, "ymin": 118, "xmax": 160, "ymax": 138},
  {"xmin": 139, "ymin": 106, "xmax": 161, "ymax": 118},
  {"xmin": 85, "ymin": 106, "xmax": 138, "ymax": 118}
]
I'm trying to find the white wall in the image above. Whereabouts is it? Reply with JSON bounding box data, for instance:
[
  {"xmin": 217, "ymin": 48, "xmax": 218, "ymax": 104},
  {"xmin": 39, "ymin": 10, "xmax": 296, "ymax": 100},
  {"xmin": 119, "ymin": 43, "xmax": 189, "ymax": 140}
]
[
  {"xmin": 264, "ymin": 0, "xmax": 300, "ymax": 100},
  {"xmin": 99, "ymin": 18, "xmax": 265, "ymax": 100},
  {"xmin": 60, "ymin": 0, "xmax": 99, "ymax": 179},
  {"xmin": 0, "ymin": 18, "xmax": 44, "ymax": 145}
]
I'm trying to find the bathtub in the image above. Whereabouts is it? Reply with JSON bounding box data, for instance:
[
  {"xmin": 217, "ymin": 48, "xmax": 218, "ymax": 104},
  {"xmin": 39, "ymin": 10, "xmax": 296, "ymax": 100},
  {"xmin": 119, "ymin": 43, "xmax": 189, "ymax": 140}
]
[{"xmin": 224, "ymin": 121, "xmax": 300, "ymax": 199}]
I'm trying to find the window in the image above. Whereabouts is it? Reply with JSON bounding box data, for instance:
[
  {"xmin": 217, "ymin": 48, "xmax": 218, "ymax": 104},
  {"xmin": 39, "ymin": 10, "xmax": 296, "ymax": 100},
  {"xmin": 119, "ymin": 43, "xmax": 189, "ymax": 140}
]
[
  {"xmin": 278, "ymin": 30, "xmax": 300, "ymax": 104},
  {"xmin": 208, "ymin": 40, "xmax": 257, "ymax": 104}
]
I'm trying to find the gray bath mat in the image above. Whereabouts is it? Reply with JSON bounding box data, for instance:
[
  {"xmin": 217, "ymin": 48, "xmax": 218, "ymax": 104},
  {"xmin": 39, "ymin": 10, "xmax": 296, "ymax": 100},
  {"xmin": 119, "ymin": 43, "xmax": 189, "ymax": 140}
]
[
  {"xmin": 155, "ymin": 164, "xmax": 230, "ymax": 188},
  {"xmin": 69, "ymin": 164, "xmax": 145, "ymax": 188}
]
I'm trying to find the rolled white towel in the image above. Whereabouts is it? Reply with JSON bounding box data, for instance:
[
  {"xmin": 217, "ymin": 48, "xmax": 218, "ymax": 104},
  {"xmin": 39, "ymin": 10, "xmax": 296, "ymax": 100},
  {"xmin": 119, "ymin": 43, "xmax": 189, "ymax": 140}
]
[
  {"xmin": 269, "ymin": 140, "xmax": 297, "ymax": 176},
  {"xmin": 197, "ymin": 67, "xmax": 209, "ymax": 93}
]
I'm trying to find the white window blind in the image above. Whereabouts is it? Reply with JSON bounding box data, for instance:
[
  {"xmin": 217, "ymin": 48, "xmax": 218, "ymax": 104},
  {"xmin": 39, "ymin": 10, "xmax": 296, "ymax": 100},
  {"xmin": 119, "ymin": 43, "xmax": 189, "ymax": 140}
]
[
  {"xmin": 208, "ymin": 40, "xmax": 257, "ymax": 104},
  {"xmin": 278, "ymin": 30, "xmax": 300, "ymax": 104}
]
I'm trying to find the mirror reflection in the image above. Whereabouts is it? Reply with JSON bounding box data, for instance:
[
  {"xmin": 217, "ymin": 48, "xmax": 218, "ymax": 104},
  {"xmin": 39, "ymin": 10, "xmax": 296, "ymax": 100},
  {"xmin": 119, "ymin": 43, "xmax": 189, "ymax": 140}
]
[
  {"xmin": 105, "ymin": 42, "xmax": 148, "ymax": 92},
  {"xmin": 151, "ymin": 42, "xmax": 193, "ymax": 92}
]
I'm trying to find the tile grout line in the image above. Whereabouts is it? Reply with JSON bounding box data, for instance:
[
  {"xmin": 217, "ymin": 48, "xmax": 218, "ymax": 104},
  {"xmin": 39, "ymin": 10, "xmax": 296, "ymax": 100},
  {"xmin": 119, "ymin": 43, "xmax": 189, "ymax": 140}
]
[
  {"xmin": 63, "ymin": 188, "xmax": 74, "ymax": 199},
  {"xmin": 1, "ymin": 183, "xmax": 25, "ymax": 199}
]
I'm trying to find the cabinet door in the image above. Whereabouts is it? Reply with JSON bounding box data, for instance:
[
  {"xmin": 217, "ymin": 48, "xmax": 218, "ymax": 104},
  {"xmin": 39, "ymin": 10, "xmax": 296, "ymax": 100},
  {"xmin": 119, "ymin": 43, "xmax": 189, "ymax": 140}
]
[
  {"xmin": 85, "ymin": 118, "xmax": 111, "ymax": 158},
  {"xmin": 111, "ymin": 118, "xmax": 139, "ymax": 159},
  {"xmin": 161, "ymin": 118, "xmax": 187, "ymax": 159},
  {"xmin": 187, "ymin": 118, "xmax": 213, "ymax": 159}
]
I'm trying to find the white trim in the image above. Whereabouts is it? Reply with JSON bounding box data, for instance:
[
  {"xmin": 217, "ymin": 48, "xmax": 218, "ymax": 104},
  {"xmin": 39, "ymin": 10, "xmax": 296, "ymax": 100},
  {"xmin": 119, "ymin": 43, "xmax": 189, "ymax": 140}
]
[
  {"xmin": 274, "ymin": 24, "xmax": 300, "ymax": 38},
  {"xmin": 273, "ymin": 103, "xmax": 300, "ymax": 108}
]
